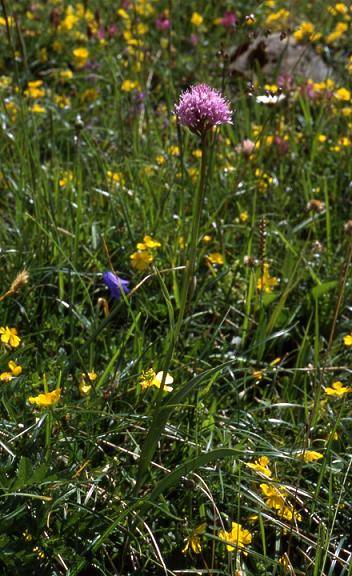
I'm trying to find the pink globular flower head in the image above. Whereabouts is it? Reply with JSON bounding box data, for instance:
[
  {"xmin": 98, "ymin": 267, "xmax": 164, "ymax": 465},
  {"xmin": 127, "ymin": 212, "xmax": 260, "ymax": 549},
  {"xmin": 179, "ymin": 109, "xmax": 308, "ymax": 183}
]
[{"xmin": 175, "ymin": 83, "xmax": 232, "ymax": 136}]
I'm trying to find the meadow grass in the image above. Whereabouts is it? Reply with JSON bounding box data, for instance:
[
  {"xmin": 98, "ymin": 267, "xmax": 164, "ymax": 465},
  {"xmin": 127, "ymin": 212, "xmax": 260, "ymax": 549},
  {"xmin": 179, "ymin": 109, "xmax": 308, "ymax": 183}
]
[{"xmin": 0, "ymin": 0, "xmax": 351, "ymax": 574}]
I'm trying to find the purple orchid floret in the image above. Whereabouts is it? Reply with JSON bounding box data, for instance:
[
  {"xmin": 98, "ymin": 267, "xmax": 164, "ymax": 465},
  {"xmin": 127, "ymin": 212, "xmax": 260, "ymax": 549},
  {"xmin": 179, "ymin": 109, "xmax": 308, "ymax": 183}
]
[
  {"xmin": 102, "ymin": 271, "xmax": 130, "ymax": 300},
  {"xmin": 175, "ymin": 83, "xmax": 232, "ymax": 135}
]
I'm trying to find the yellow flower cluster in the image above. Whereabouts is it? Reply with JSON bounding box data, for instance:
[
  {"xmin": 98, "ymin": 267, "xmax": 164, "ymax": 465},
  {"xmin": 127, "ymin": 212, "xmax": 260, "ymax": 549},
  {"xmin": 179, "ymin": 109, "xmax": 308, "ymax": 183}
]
[
  {"xmin": 265, "ymin": 9, "xmax": 290, "ymax": 29},
  {"xmin": 326, "ymin": 21, "xmax": 348, "ymax": 43},
  {"xmin": 293, "ymin": 21, "xmax": 321, "ymax": 42},
  {"xmin": 130, "ymin": 235, "xmax": 161, "ymax": 271},
  {"xmin": 0, "ymin": 361, "xmax": 22, "ymax": 382},
  {"xmin": 79, "ymin": 371, "xmax": 97, "ymax": 396},
  {"xmin": 260, "ymin": 483, "xmax": 302, "ymax": 522}
]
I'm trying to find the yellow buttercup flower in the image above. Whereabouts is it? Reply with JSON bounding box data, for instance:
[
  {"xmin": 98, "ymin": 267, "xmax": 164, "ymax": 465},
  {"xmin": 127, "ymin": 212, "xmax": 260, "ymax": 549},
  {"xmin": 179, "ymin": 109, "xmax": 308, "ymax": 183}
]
[
  {"xmin": 139, "ymin": 369, "xmax": 173, "ymax": 392},
  {"xmin": 182, "ymin": 523, "xmax": 206, "ymax": 554},
  {"xmin": 219, "ymin": 522, "xmax": 252, "ymax": 554},
  {"xmin": 24, "ymin": 80, "xmax": 45, "ymax": 99},
  {"xmin": 246, "ymin": 456, "xmax": 272, "ymax": 477},
  {"xmin": 28, "ymin": 388, "xmax": 61, "ymax": 407},
  {"xmin": 240, "ymin": 211, "xmax": 249, "ymax": 222},
  {"xmin": 121, "ymin": 79, "xmax": 140, "ymax": 92},
  {"xmin": 0, "ymin": 326, "xmax": 21, "ymax": 348},
  {"xmin": 130, "ymin": 250, "xmax": 154, "ymax": 271},
  {"xmin": 30, "ymin": 103, "xmax": 46, "ymax": 114},
  {"xmin": 206, "ymin": 252, "xmax": 224, "ymax": 266},
  {"xmin": 334, "ymin": 88, "xmax": 351, "ymax": 102},
  {"xmin": 298, "ymin": 450, "xmax": 323, "ymax": 463},
  {"xmin": 72, "ymin": 47, "xmax": 89, "ymax": 68},
  {"xmin": 137, "ymin": 235, "xmax": 161, "ymax": 250},
  {"xmin": 260, "ymin": 483, "xmax": 287, "ymax": 509},
  {"xmin": 260, "ymin": 483, "xmax": 301, "ymax": 522},
  {"xmin": 191, "ymin": 12, "xmax": 203, "ymax": 27},
  {"xmin": 343, "ymin": 333, "xmax": 352, "ymax": 346},
  {"xmin": 325, "ymin": 381, "xmax": 352, "ymax": 397}
]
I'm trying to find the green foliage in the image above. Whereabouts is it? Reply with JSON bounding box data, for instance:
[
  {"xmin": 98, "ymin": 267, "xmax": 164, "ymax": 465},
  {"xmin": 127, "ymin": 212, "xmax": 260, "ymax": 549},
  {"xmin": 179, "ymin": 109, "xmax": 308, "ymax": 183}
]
[{"xmin": 0, "ymin": 0, "xmax": 351, "ymax": 574}]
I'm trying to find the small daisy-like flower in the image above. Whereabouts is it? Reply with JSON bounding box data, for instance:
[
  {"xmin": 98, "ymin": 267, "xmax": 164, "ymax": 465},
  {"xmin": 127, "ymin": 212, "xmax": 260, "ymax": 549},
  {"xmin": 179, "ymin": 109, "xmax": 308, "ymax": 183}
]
[
  {"xmin": 0, "ymin": 326, "xmax": 21, "ymax": 348},
  {"xmin": 175, "ymin": 84, "xmax": 232, "ymax": 136},
  {"xmin": 28, "ymin": 388, "xmax": 61, "ymax": 407}
]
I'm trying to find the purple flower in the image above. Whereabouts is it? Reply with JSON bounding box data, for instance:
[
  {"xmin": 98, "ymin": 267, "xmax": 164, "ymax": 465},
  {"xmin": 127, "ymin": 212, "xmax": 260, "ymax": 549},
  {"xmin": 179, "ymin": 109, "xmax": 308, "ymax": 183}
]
[
  {"xmin": 175, "ymin": 84, "xmax": 232, "ymax": 136},
  {"xmin": 102, "ymin": 271, "xmax": 130, "ymax": 300},
  {"xmin": 155, "ymin": 15, "xmax": 171, "ymax": 31},
  {"xmin": 220, "ymin": 11, "xmax": 237, "ymax": 28}
]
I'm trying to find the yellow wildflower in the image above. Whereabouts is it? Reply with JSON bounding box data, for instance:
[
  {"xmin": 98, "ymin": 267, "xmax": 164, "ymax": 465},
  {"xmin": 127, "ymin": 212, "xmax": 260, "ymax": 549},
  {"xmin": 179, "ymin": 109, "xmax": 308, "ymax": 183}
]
[
  {"xmin": 31, "ymin": 103, "xmax": 45, "ymax": 114},
  {"xmin": 219, "ymin": 522, "xmax": 252, "ymax": 554},
  {"xmin": 107, "ymin": 170, "xmax": 124, "ymax": 185},
  {"xmin": 326, "ymin": 22, "xmax": 348, "ymax": 43},
  {"xmin": 155, "ymin": 154, "xmax": 166, "ymax": 165},
  {"xmin": 257, "ymin": 264, "xmax": 278, "ymax": 293},
  {"xmin": 240, "ymin": 211, "xmax": 249, "ymax": 222},
  {"xmin": 136, "ymin": 235, "xmax": 161, "ymax": 250},
  {"xmin": 191, "ymin": 12, "xmax": 203, "ymax": 27},
  {"xmin": 130, "ymin": 250, "xmax": 154, "ymax": 271},
  {"xmin": 343, "ymin": 333, "xmax": 352, "ymax": 346},
  {"xmin": 0, "ymin": 326, "xmax": 21, "ymax": 348},
  {"xmin": 293, "ymin": 22, "xmax": 321, "ymax": 42},
  {"xmin": 24, "ymin": 80, "xmax": 45, "ymax": 99},
  {"xmin": 28, "ymin": 388, "xmax": 61, "ymax": 407},
  {"xmin": 121, "ymin": 79, "xmax": 140, "ymax": 92},
  {"xmin": 325, "ymin": 381, "xmax": 352, "ymax": 397},
  {"xmin": 59, "ymin": 69, "xmax": 73, "ymax": 82},
  {"xmin": 335, "ymin": 87, "xmax": 351, "ymax": 102},
  {"xmin": 265, "ymin": 9, "xmax": 290, "ymax": 28},
  {"xmin": 252, "ymin": 369, "xmax": 263, "ymax": 381},
  {"xmin": 206, "ymin": 252, "xmax": 224, "ymax": 266},
  {"xmin": 139, "ymin": 369, "xmax": 174, "ymax": 392},
  {"xmin": 168, "ymin": 145, "xmax": 180, "ymax": 156},
  {"xmin": 260, "ymin": 483, "xmax": 287, "ymax": 509},
  {"xmin": 246, "ymin": 456, "xmax": 272, "ymax": 477},
  {"xmin": 8, "ymin": 360, "xmax": 22, "ymax": 376},
  {"xmin": 72, "ymin": 47, "xmax": 89, "ymax": 68},
  {"xmin": 298, "ymin": 450, "xmax": 323, "ymax": 463},
  {"xmin": 182, "ymin": 523, "xmax": 206, "ymax": 554}
]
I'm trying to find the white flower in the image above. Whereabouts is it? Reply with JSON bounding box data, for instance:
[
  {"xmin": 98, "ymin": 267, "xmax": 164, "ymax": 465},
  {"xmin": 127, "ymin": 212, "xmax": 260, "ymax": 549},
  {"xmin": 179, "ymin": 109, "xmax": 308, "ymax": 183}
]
[{"xmin": 256, "ymin": 94, "xmax": 286, "ymax": 104}]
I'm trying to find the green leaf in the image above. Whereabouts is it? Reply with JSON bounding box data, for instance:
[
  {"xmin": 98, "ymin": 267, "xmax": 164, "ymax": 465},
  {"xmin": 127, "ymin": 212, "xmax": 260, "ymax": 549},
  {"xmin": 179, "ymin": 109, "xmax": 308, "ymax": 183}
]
[
  {"xmin": 13, "ymin": 457, "xmax": 33, "ymax": 490},
  {"xmin": 135, "ymin": 360, "xmax": 235, "ymax": 491},
  {"xmin": 148, "ymin": 448, "xmax": 240, "ymax": 503},
  {"xmin": 311, "ymin": 281, "xmax": 337, "ymax": 300}
]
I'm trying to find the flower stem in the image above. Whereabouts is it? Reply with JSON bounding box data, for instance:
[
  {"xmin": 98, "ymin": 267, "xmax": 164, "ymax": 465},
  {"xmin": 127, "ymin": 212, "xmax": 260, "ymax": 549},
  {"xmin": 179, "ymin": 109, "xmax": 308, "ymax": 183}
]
[{"xmin": 174, "ymin": 133, "xmax": 209, "ymax": 342}]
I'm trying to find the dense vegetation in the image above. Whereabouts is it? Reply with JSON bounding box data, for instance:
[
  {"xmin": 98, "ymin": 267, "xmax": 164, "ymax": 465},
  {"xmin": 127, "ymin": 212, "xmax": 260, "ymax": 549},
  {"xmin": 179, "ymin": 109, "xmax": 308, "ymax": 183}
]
[{"xmin": 0, "ymin": 1, "xmax": 351, "ymax": 574}]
